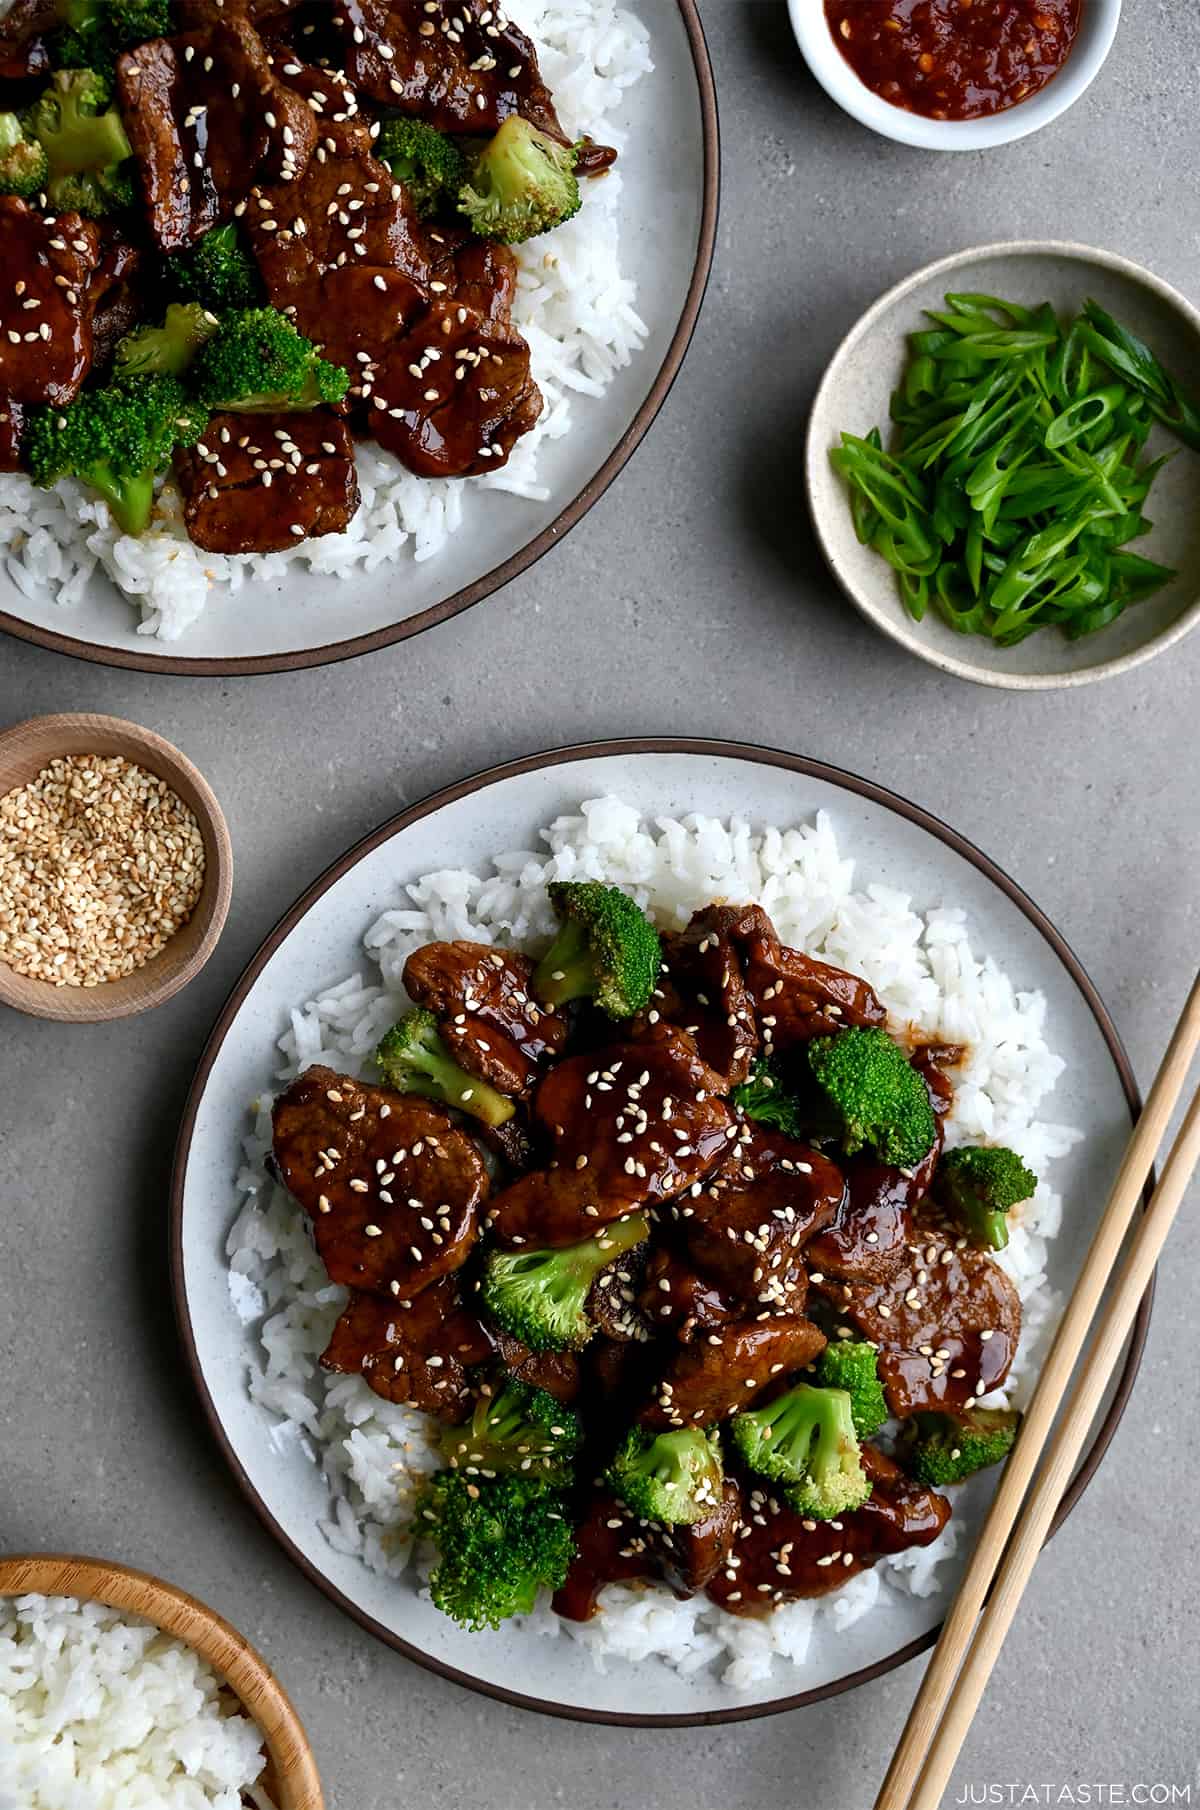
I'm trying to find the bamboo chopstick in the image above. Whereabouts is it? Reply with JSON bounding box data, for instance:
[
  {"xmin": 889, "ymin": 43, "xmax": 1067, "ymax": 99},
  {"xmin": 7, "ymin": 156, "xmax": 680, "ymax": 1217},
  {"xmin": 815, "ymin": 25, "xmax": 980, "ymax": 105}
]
[{"xmin": 876, "ymin": 970, "xmax": 1200, "ymax": 1810}]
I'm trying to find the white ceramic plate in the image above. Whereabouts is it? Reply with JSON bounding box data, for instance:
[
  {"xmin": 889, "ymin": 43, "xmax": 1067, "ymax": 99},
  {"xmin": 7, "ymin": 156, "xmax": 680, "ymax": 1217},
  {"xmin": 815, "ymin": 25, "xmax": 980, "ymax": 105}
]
[
  {"xmin": 806, "ymin": 242, "xmax": 1200, "ymax": 690},
  {"xmin": 0, "ymin": 2, "xmax": 717, "ymax": 676},
  {"xmin": 171, "ymin": 739, "xmax": 1150, "ymax": 1724}
]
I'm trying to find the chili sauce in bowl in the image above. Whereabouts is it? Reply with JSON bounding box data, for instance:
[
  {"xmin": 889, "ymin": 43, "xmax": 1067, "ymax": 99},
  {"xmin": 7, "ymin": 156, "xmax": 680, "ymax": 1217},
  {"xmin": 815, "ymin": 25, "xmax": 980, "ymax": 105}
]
[{"xmin": 824, "ymin": 0, "xmax": 1082, "ymax": 121}]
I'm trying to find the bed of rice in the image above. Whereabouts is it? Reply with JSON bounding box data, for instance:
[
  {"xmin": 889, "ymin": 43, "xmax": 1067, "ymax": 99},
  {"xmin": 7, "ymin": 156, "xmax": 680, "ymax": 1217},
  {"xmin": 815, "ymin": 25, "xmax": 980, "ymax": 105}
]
[
  {"xmin": 225, "ymin": 797, "xmax": 1079, "ymax": 1691},
  {"xmin": 0, "ymin": 1594, "xmax": 272, "ymax": 1810},
  {"xmin": 0, "ymin": 0, "xmax": 651, "ymax": 641}
]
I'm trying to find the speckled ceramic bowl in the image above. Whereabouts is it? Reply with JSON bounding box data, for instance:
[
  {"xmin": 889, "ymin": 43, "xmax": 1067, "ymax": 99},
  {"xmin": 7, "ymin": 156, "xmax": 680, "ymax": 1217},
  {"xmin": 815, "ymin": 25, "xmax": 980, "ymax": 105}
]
[{"xmin": 806, "ymin": 241, "xmax": 1200, "ymax": 690}]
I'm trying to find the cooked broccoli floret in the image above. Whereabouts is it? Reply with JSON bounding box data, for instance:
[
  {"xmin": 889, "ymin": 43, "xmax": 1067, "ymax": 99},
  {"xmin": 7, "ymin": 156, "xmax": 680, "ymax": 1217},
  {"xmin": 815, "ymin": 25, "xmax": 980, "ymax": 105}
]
[
  {"xmin": 113, "ymin": 302, "xmax": 218, "ymax": 380},
  {"xmin": 531, "ymin": 881, "xmax": 661, "ymax": 1019},
  {"xmin": 806, "ymin": 1026, "xmax": 936, "ymax": 1169},
  {"xmin": 0, "ymin": 113, "xmax": 48, "ymax": 197},
  {"xmin": 375, "ymin": 1007, "xmax": 515, "ymax": 1129},
  {"xmin": 25, "ymin": 70, "xmax": 133, "ymax": 215},
  {"xmin": 730, "ymin": 1057, "xmax": 805, "ymax": 1138},
  {"xmin": 606, "ymin": 1425, "xmax": 724, "ymax": 1526},
  {"xmin": 729, "ymin": 1383, "xmax": 872, "ymax": 1521},
  {"xmin": 440, "ymin": 1380, "xmax": 582, "ymax": 1486},
  {"xmin": 417, "ymin": 1470, "xmax": 575, "ymax": 1631},
  {"xmin": 458, "ymin": 114, "xmax": 580, "ymax": 245},
  {"xmin": 905, "ymin": 1407, "xmax": 1019, "ymax": 1487},
  {"xmin": 375, "ymin": 117, "xmax": 466, "ymax": 219},
  {"xmin": 480, "ymin": 1211, "xmax": 649, "ymax": 1353},
  {"xmin": 816, "ymin": 1339, "xmax": 889, "ymax": 1438},
  {"xmin": 53, "ymin": 0, "xmax": 173, "ymax": 80},
  {"xmin": 934, "ymin": 1145, "xmax": 1038, "ymax": 1253},
  {"xmin": 25, "ymin": 374, "xmax": 207, "ymax": 535},
  {"xmin": 168, "ymin": 223, "xmax": 263, "ymax": 312},
  {"xmin": 191, "ymin": 307, "xmax": 349, "ymax": 413}
]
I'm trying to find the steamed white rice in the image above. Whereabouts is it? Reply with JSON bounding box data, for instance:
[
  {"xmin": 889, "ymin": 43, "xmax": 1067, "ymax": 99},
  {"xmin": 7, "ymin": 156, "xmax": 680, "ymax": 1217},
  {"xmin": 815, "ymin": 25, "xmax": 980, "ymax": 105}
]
[
  {"xmin": 0, "ymin": 0, "xmax": 652, "ymax": 640},
  {"xmin": 0, "ymin": 1594, "xmax": 272, "ymax": 1810},
  {"xmin": 226, "ymin": 797, "xmax": 1080, "ymax": 1690}
]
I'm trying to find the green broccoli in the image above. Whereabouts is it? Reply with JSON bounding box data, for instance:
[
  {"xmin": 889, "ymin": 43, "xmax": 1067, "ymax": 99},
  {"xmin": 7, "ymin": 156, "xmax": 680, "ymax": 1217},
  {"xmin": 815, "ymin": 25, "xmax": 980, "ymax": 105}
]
[
  {"xmin": 458, "ymin": 114, "xmax": 580, "ymax": 245},
  {"xmin": 905, "ymin": 1407, "xmax": 1019, "ymax": 1487},
  {"xmin": 25, "ymin": 70, "xmax": 133, "ymax": 216},
  {"xmin": 417, "ymin": 1470, "xmax": 575, "ymax": 1631},
  {"xmin": 53, "ymin": 0, "xmax": 173, "ymax": 81},
  {"xmin": 25, "ymin": 374, "xmax": 207, "ymax": 536},
  {"xmin": 0, "ymin": 113, "xmax": 48, "ymax": 198},
  {"xmin": 168, "ymin": 223, "xmax": 263, "ymax": 313},
  {"xmin": 531, "ymin": 880, "xmax": 661, "ymax": 1018},
  {"xmin": 113, "ymin": 302, "xmax": 219, "ymax": 380},
  {"xmin": 816, "ymin": 1339, "xmax": 888, "ymax": 1438},
  {"xmin": 729, "ymin": 1383, "xmax": 872, "ymax": 1521},
  {"xmin": 439, "ymin": 1381, "xmax": 582, "ymax": 1486},
  {"xmin": 934, "ymin": 1145, "xmax": 1038, "ymax": 1252},
  {"xmin": 730, "ymin": 1057, "xmax": 805, "ymax": 1139},
  {"xmin": 191, "ymin": 307, "xmax": 349, "ymax": 413},
  {"xmin": 806, "ymin": 1026, "xmax": 936, "ymax": 1169},
  {"xmin": 375, "ymin": 117, "xmax": 466, "ymax": 220},
  {"xmin": 375, "ymin": 1007, "xmax": 515, "ymax": 1129},
  {"xmin": 605, "ymin": 1425, "xmax": 724, "ymax": 1526},
  {"xmin": 479, "ymin": 1211, "xmax": 650, "ymax": 1353}
]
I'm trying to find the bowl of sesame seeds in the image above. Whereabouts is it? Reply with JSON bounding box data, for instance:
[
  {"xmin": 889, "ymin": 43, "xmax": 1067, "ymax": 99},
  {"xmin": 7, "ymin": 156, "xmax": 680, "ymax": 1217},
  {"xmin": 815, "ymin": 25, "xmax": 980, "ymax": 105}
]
[{"xmin": 0, "ymin": 712, "xmax": 232, "ymax": 1022}]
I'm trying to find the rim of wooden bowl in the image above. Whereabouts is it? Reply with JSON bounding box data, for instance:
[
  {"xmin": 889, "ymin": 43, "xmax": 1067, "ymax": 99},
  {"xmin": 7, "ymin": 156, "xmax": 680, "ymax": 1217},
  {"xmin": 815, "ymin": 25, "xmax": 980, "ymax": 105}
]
[
  {"xmin": 0, "ymin": 713, "xmax": 233, "ymax": 1021},
  {"xmin": 0, "ymin": 1553, "xmax": 324, "ymax": 1810}
]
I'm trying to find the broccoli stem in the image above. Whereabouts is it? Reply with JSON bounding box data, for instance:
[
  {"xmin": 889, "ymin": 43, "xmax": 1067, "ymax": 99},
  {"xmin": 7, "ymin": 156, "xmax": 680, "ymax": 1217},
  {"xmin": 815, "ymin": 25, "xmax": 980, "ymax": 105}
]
[
  {"xmin": 94, "ymin": 466, "xmax": 155, "ymax": 536},
  {"xmin": 376, "ymin": 1012, "xmax": 515, "ymax": 1128},
  {"xmin": 531, "ymin": 920, "xmax": 593, "ymax": 1007}
]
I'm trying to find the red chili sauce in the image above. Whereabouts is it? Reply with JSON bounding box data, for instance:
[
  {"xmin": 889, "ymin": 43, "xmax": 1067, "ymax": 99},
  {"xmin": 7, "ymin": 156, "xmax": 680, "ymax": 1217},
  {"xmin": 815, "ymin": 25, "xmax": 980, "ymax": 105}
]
[{"xmin": 823, "ymin": 0, "xmax": 1082, "ymax": 121}]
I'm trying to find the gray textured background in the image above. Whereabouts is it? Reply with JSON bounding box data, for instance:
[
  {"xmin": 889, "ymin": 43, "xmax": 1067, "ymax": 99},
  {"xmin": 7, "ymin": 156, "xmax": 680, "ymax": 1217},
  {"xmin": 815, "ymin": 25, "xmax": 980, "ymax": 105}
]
[{"xmin": 2, "ymin": 4, "xmax": 1198, "ymax": 1804}]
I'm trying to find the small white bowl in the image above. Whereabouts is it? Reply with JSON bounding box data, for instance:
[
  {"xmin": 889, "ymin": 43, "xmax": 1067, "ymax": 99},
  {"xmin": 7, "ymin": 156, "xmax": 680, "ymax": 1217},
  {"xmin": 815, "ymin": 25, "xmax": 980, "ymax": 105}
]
[{"xmin": 788, "ymin": 0, "xmax": 1122, "ymax": 151}]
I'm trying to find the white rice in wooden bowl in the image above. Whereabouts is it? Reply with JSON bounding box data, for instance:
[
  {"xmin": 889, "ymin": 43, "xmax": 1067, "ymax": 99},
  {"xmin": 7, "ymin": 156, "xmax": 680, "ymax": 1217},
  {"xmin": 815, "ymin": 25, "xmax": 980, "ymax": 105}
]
[{"xmin": 226, "ymin": 797, "xmax": 1080, "ymax": 1690}]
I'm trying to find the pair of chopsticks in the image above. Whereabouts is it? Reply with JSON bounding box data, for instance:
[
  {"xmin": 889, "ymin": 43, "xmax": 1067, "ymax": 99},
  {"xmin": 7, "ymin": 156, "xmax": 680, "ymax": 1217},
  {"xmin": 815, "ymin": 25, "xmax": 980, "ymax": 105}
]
[{"xmin": 876, "ymin": 971, "xmax": 1200, "ymax": 1810}]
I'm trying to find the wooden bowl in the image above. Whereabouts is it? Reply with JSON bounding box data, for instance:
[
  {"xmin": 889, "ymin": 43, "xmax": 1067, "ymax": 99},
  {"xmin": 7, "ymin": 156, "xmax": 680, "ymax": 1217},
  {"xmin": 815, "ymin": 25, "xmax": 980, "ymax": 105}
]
[
  {"xmin": 0, "ymin": 1554, "xmax": 324, "ymax": 1810},
  {"xmin": 0, "ymin": 713, "xmax": 232, "ymax": 1021}
]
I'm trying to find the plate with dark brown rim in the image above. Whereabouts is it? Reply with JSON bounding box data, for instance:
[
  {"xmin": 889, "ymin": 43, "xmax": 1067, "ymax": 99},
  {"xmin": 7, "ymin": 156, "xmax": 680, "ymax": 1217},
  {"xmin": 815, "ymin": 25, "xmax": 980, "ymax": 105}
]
[
  {"xmin": 0, "ymin": 2, "xmax": 718, "ymax": 677},
  {"xmin": 170, "ymin": 737, "xmax": 1151, "ymax": 1723}
]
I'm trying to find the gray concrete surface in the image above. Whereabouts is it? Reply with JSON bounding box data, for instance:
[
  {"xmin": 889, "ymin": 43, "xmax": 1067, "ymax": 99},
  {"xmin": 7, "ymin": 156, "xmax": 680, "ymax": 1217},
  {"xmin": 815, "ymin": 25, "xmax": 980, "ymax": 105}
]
[{"xmin": 2, "ymin": 5, "xmax": 1199, "ymax": 1805}]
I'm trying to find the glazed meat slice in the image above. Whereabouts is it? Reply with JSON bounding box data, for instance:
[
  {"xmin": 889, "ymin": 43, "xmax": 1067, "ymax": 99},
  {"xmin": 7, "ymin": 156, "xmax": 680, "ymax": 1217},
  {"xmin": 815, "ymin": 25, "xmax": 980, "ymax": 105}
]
[
  {"xmin": 741, "ymin": 923, "xmax": 888, "ymax": 1049},
  {"xmin": 88, "ymin": 232, "xmax": 145, "ymax": 374},
  {"xmin": 587, "ymin": 1241, "xmax": 652, "ymax": 1344},
  {"xmin": 0, "ymin": 403, "xmax": 25, "ymax": 472},
  {"xmin": 707, "ymin": 1448, "xmax": 950, "ymax": 1612},
  {"xmin": 173, "ymin": 410, "xmax": 360, "ymax": 553},
  {"xmin": 637, "ymin": 1247, "xmax": 736, "ymax": 1341},
  {"xmin": 0, "ymin": 0, "xmax": 54, "ymax": 80},
  {"xmin": 487, "ymin": 1026, "xmax": 736, "ymax": 1248},
  {"xmin": 643, "ymin": 906, "xmax": 762, "ymax": 1087},
  {"xmin": 429, "ymin": 233, "xmax": 519, "ymax": 327},
  {"xmin": 370, "ymin": 296, "xmax": 542, "ymax": 478},
  {"xmin": 329, "ymin": 0, "xmax": 565, "ymax": 138},
  {"xmin": 656, "ymin": 1476, "xmax": 743, "ymax": 1595},
  {"xmin": 244, "ymin": 123, "xmax": 430, "ymax": 375},
  {"xmin": 271, "ymin": 1064, "xmax": 486, "ymax": 1298},
  {"xmin": 679, "ymin": 1123, "xmax": 845, "ymax": 1315},
  {"xmin": 641, "ymin": 1315, "xmax": 827, "ymax": 1430},
  {"xmin": 0, "ymin": 202, "xmax": 103, "ymax": 405},
  {"xmin": 490, "ymin": 1325, "xmax": 581, "ymax": 1405},
  {"xmin": 403, "ymin": 940, "xmax": 567, "ymax": 1100},
  {"xmin": 117, "ymin": 19, "xmax": 318, "ymax": 251},
  {"xmin": 321, "ymin": 1278, "xmax": 492, "ymax": 1419}
]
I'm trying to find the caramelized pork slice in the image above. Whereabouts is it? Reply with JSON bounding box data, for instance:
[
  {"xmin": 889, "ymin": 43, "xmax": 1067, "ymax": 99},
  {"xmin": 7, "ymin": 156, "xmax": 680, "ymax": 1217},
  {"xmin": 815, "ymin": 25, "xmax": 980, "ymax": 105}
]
[
  {"xmin": 487, "ymin": 1026, "xmax": 736, "ymax": 1248},
  {"xmin": 88, "ymin": 232, "xmax": 146, "ymax": 374},
  {"xmin": 329, "ymin": 0, "xmax": 565, "ymax": 138},
  {"xmin": 321, "ymin": 1278, "xmax": 492, "ymax": 1419},
  {"xmin": 369, "ymin": 296, "xmax": 542, "ymax": 478},
  {"xmin": 0, "ymin": 402, "xmax": 25, "ymax": 472},
  {"xmin": 636, "ymin": 1246, "xmax": 736, "ymax": 1341},
  {"xmin": 706, "ymin": 1448, "xmax": 950, "ymax": 1612},
  {"xmin": 679, "ymin": 1123, "xmax": 845, "ymax": 1315},
  {"xmin": 587, "ymin": 1241, "xmax": 652, "ymax": 1344},
  {"xmin": 641, "ymin": 906, "xmax": 762, "ymax": 1087},
  {"xmin": 174, "ymin": 410, "xmax": 360, "ymax": 553},
  {"xmin": 741, "ymin": 924, "xmax": 888, "ymax": 1048},
  {"xmin": 490, "ymin": 1326, "xmax": 581, "ymax": 1405},
  {"xmin": 271, "ymin": 1064, "xmax": 486, "ymax": 1298},
  {"xmin": 244, "ymin": 122, "xmax": 431, "ymax": 374},
  {"xmin": 0, "ymin": 203, "xmax": 103, "ymax": 405},
  {"xmin": 656, "ymin": 1476, "xmax": 743, "ymax": 1595},
  {"xmin": 554, "ymin": 1478, "xmax": 744, "ymax": 1620},
  {"xmin": 117, "ymin": 19, "xmax": 318, "ymax": 251},
  {"xmin": 641, "ymin": 1315, "xmax": 827, "ymax": 1430},
  {"xmin": 402, "ymin": 939, "xmax": 567, "ymax": 1100}
]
